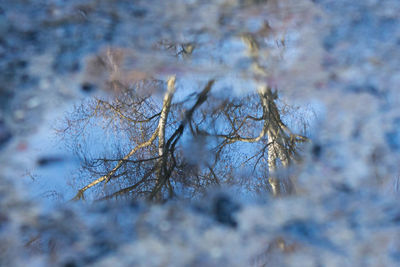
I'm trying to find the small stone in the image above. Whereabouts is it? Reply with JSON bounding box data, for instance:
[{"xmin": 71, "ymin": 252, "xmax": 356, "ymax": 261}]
[
  {"xmin": 0, "ymin": 120, "xmax": 12, "ymax": 148},
  {"xmin": 37, "ymin": 156, "xmax": 64, "ymax": 167},
  {"xmin": 27, "ymin": 97, "xmax": 40, "ymax": 109},
  {"xmin": 14, "ymin": 110, "xmax": 25, "ymax": 120},
  {"xmin": 81, "ymin": 82, "xmax": 96, "ymax": 93}
]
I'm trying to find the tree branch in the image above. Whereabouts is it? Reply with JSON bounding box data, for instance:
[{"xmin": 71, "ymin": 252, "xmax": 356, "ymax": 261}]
[{"xmin": 72, "ymin": 126, "xmax": 160, "ymax": 201}]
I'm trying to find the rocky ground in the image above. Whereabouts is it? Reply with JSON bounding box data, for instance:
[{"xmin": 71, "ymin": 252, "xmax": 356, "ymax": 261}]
[{"xmin": 1, "ymin": 0, "xmax": 400, "ymax": 266}]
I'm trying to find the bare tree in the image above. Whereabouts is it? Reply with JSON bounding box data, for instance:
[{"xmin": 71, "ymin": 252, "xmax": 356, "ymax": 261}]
[{"xmin": 64, "ymin": 36, "xmax": 309, "ymax": 202}]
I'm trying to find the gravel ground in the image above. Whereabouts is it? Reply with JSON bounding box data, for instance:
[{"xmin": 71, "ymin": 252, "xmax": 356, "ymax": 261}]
[{"xmin": 2, "ymin": 0, "xmax": 400, "ymax": 266}]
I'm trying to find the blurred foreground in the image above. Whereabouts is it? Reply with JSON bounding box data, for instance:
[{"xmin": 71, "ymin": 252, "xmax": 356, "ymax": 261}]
[{"xmin": 1, "ymin": 0, "xmax": 400, "ymax": 266}]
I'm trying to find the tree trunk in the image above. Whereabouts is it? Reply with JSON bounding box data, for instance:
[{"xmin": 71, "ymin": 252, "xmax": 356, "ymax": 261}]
[
  {"xmin": 154, "ymin": 76, "xmax": 176, "ymax": 201},
  {"xmin": 259, "ymin": 86, "xmax": 294, "ymax": 196}
]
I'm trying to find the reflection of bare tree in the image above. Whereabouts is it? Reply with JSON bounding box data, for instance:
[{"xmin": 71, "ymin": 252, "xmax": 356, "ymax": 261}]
[
  {"xmin": 63, "ymin": 45, "xmax": 309, "ymax": 202},
  {"xmin": 194, "ymin": 86, "xmax": 308, "ymax": 196}
]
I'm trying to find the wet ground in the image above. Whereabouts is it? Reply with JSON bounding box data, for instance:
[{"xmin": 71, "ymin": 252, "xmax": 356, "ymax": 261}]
[{"xmin": 2, "ymin": 0, "xmax": 400, "ymax": 266}]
